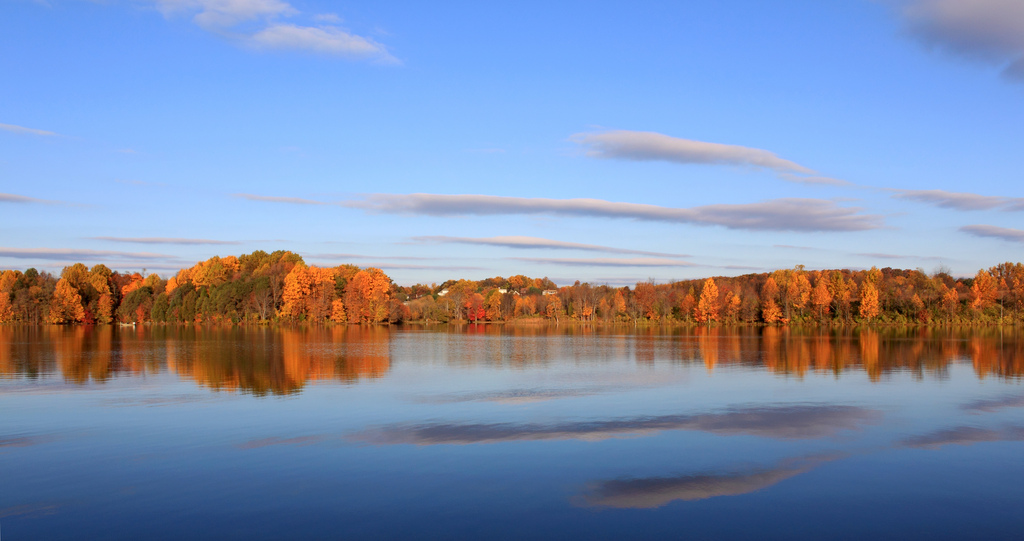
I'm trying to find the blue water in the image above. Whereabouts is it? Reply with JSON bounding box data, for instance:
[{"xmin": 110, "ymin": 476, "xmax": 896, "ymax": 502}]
[{"xmin": 2, "ymin": 325, "xmax": 1023, "ymax": 539}]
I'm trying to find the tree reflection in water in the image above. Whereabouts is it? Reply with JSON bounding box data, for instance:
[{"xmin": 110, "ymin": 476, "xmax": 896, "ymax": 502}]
[{"xmin": 1, "ymin": 325, "xmax": 1023, "ymax": 391}]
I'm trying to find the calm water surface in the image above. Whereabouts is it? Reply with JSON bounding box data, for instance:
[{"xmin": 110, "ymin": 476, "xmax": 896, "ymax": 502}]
[{"xmin": 2, "ymin": 325, "xmax": 1024, "ymax": 540}]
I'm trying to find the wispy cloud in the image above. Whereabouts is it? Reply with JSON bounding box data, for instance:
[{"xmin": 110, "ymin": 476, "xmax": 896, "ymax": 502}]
[
  {"xmin": 855, "ymin": 252, "xmax": 944, "ymax": 261},
  {"xmin": 512, "ymin": 257, "xmax": 695, "ymax": 268},
  {"xmin": 0, "ymin": 192, "xmax": 54, "ymax": 204},
  {"xmin": 897, "ymin": 0, "xmax": 1024, "ymax": 82},
  {"xmin": 0, "ymin": 122, "xmax": 58, "ymax": 137},
  {"xmin": 412, "ymin": 235, "xmax": 687, "ymax": 257},
  {"xmin": 777, "ymin": 173, "xmax": 852, "ymax": 187},
  {"xmin": 892, "ymin": 189, "xmax": 1024, "ymax": 211},
  {"xmin": 89, "ymin": 237, "xmax": 241, "ymax": 246},
  {"xmin": 571, "ymin": 129, "xmax": 843, "ymax": 185},
  {"xmin": 960, "ymin": 224, "xmax": 1024, "ymax": 243},
  {"xmin": 344, "ymin": 193, "xmax": 882, "ymax": 233},
  {"xmin": 572, "ymin": 130, "xmax": 813, "ymax": 173},
  {"xmin": 305, "ymin": 253, "xmax": 434, "ymax": 261},
  {"xmin": 152, "ymin": 0, "xmax": 396, "ymax": 62},
  {"xmin": 349, "ymin": 405, "xmax": 880, "ymax": 446},
  {"xmin": 233, "ymin": 193, "xmax": 329, "ymax": 205},
  {"xmin": 248, "ymin": 24, "xmax": 395, "ymax": 61},
  {"xmin": 0, "ymin": 248, "xmax": 172, "ymax": 261},
  {"xmin": 364, "ymin": 264, "xmax": 488, "ymax": 271}
]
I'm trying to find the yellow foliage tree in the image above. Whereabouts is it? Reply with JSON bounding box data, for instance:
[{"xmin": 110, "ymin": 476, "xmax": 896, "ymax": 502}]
[
  {"xmin": 811, "ymin": 275, "xmax": 832, "ymax": 321},
  {"xmin": 48, "ymin": 278, "xmax": 86, "ymax": 324},
  {"xmin": 859, "ymin": 280, "xmax": 880, "ymax": 321},
  {"xmin": 330, "ymin": 298, "xmax": 347, "ymax": 323}
]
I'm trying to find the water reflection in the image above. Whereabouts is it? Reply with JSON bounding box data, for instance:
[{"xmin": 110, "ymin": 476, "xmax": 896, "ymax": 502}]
[
  {"xmin": 2, "ymin": 326, "xmax": 1024, "ymax": 392},
  {"xmin": 0, "ymin": 326, "xmax": 392, "ymax": 395},
  {"xmin": 962, "ymin": 394, "xmax": 1024, "ymax": 413},
  {"xmin": 351, "ymin": 405, "xmax": 880, "ymax": 445},
  {"xmin": 899, "ymin": 426, "xmax": 1024, "ymax": 449},
  {"xmin": 577, "ymin": 456, "xmax": 835, "ymax": 509}
]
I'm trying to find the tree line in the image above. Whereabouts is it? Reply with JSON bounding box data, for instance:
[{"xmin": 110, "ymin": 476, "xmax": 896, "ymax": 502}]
[{"xmin": 1, "ymin": 250, "xmax": 1022, "ymax": 326}]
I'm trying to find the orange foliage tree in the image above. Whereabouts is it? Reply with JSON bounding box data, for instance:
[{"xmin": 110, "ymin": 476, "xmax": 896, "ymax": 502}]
[
  {"xmin": 762, "ymin": 277, "xmax": 783, "ymax": 324},
  {"xmin": 695, "ymin": 277, "xmax": 720, "ymax": 324},
  {"xmin": 48, "ymin": 278, "xmax": 86, "ymax": 324},
  {"xmin": 971, "ymin": 269, "xmax": 998, "ymax": 311},
  {"xmin": 345, "ymin": 268, "xmax": 391, "ymax": 323}
]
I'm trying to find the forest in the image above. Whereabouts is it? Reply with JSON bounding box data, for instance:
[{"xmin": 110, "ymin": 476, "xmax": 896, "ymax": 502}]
[{"xmin": 1, "ymin": 250, "xmax": 1022, "ymax": 326}]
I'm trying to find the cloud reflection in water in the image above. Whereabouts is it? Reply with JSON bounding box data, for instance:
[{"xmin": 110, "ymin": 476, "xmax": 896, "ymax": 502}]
[
  {"xmin": 577, "ymin": 455, "xmax": 839, "ymax": 509},
  {"xmin": 899, "ymin": 426, "xmax": 1024, "ymax": 449},
  {"xmin": 350, "ymin": 405, "xmax": 880, "ymax": 445}
]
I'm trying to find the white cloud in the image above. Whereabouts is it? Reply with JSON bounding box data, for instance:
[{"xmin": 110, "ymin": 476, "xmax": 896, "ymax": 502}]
[
  {"xmin": 249, "ymin": 23, "xmax": 395, "ymax": 62},
  {"xmin": 344, "ymin": 193, "xmax": 883, "ymax": 232},
  {"xmin": 960, "ymin": 224, "xmax": 1024, "ymax": 243},
  {"xmin": 412, "ymin": 235, "xmax": 687, "ymax": 257},
  {"xmin": 151, "ymin": 0, "xmax": 394, "ymax": 62},
  {"xmin": 154, "ymin": 0, "xmax": 295, "ymax": 28},
  {"xmin": 892, "ymin": 189, "xmax": 1024, "ymax": 211},
  {"xmin": 0, "ymin": 122, "xmax": 58, "ymax": 136},
  {"xmin": 571, "ymin": 130, "xmax": 837, "ymax": 182},
  {"xmin": 898, "ymin": 0, "xmax": 1024, "ymax": 82}
]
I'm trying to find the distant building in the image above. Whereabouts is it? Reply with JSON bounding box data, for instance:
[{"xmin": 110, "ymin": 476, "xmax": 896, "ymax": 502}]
[{"xmin": 542, "ymin": 289, "xmax": 558, "ymax": 296}]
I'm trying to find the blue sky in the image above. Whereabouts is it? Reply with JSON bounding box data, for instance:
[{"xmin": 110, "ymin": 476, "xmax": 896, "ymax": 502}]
[{"xmin": 2, "ymin": 0, "xmax": 1023, "ymax": 285}]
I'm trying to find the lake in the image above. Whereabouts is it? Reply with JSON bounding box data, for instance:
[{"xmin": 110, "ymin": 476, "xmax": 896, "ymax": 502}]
[{"xmin": 2, "ymin": 325, "xmax": 1024, "ymax": 540}]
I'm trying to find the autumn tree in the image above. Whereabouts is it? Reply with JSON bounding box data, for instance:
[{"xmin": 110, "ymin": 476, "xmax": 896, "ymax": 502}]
[
  {"xmin": 0, "ymin": 270, "xmax": 17, "ymax": 323},
  {"xmin": 942, "ymin": 285, "xmax": 960, "ymax": 319},
  {"xmin": 970, "ymin": 269, "xmax": 998, "ymax": 311},
  {"xmin": 281, "ymin": 263, "xmax": 312, "ymax": 319},
  {"xmin": 345, "ymin": 268, "xmax": 391, "ymax": 323},
  {"xmin": 761, "ymin": 277, "xmax": 782, "ymax": 324},
  {"xmin": 723, "ymin": 290, "xmax": 741, "ymax": 323},
  {"xmin": 634, "ymin": 282, "xmax": 659, "ymax": 320},
  {"xmin": 514, "ymin": 295, "xmax": 536, "ymax": 317},
  {"xmin": 695, "ymin": 277, "xmax": 720, "ymax": 324},
  {"xmin": 48, "ymin": 278, "xmax": 85, "ymax": 324},
  {"xmin": 465, "ymin": 293, "xmax": 486, "ymax": 322},
  {"xmin": 811, "ymin": 274, "xmax": 832, "ymax": 322},
  {"xmin": 678, "ymin": 287, "xmax": 696, "ymax": 322},
  {"xmin": 829, "ymin": 272, "xmax": 852, "ymax": 321},
  {"xmin": 859, "ymin": 280, "xmax": 880, "ymax": 321}
]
